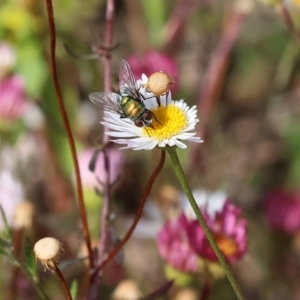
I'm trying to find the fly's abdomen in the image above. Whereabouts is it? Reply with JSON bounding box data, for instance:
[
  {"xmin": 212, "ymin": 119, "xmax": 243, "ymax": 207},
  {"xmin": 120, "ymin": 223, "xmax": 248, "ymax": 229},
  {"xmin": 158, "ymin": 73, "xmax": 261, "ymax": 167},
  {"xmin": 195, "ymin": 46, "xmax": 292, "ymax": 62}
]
[{"xmin": 121, "ymin": 96, "xmax": 145, "ymax": 121}]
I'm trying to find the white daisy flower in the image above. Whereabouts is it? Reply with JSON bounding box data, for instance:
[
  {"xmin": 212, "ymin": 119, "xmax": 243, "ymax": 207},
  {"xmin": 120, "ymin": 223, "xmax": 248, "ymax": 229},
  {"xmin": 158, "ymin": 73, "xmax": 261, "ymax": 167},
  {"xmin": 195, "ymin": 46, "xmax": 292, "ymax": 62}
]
[
  {"xmin": 101, "ymin": 75, "xmax": 203, "ymax": 150},
  {"xmin": 180, "ymin": 189, "xmax": 227, "ymax": 220}
]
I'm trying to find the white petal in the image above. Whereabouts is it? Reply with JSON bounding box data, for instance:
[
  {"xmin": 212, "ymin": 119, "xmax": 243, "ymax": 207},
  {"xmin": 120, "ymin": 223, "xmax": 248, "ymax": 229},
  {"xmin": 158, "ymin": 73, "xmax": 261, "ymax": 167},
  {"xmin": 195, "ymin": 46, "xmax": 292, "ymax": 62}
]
[{"xmin": 174, "ymin": 140, "xmax": 187, "ymax": 148}]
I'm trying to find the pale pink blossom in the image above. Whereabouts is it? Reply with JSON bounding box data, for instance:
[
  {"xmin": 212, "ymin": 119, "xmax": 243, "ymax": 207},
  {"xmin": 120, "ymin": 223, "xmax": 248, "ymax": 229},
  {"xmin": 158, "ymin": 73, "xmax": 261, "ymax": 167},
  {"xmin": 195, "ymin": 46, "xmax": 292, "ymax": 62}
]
[
  {"xmin": 157, "ymin": 214, "xmax": 199, "ymax": 273},
  {"xmin": 0, "ymin": 75, "xmax": 29, "ymax": 121},
  {"xmin": 77, "ymin": 148, "xmax": 124, "ymax": 190},
  {"xmin": 0, "ymin": 42, "xmax": 16, "ymax": 79}
]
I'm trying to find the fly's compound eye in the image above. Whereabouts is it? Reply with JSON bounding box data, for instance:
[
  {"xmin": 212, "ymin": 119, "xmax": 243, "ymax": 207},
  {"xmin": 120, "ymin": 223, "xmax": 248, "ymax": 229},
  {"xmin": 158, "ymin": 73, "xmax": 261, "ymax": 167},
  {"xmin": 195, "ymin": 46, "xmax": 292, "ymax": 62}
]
[
  {"xmin": 142, "ymin": 111, "xmax": 152, "ymax": 122},
  {"xmin": 134, "ymin": 119, "xmax": 144, "ymax": 127}
]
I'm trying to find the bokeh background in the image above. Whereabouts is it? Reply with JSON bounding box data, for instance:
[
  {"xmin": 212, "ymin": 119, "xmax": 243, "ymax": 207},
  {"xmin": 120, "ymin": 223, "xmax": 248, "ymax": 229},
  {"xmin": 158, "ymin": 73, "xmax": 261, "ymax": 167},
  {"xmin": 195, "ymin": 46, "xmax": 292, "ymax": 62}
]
[{"xmin": 1, "ymin": 0, "xmax": 300, "ymax": 299}]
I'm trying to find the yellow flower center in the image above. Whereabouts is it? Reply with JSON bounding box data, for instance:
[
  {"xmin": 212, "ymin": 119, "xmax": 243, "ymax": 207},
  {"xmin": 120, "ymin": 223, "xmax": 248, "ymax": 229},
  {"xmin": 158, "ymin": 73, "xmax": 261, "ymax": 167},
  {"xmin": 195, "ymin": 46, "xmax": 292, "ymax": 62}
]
[
  {"xmin": 214, "ymin": 233, "xmax": 238, "ymax": 258},
  {"xmin": 143, "ymin": 104, "xmax": 187, "ymax": 139}
]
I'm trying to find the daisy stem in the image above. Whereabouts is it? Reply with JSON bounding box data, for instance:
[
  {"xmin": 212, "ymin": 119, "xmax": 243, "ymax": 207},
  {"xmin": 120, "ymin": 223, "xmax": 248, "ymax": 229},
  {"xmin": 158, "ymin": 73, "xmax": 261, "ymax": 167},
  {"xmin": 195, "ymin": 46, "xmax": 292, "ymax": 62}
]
[{"xmin": 166, "ymin": 146, "xmax": 245, "ymax": 300}]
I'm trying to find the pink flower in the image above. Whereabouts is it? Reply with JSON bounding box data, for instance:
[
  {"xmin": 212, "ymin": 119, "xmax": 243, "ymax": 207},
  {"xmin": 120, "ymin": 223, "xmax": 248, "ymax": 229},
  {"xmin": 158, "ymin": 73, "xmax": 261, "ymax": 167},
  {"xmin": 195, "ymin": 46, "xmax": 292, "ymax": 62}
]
[
  {"xmin": 264, "ymin": 189, "xmax": 300, "ymax": 234},
  {"xmin": 0, "ymin": 75, "xmax": 29, "ymax": 121},
  {"xmin": 77, "ymin": 148, "xmax": 124, "ymax": 191},
  {"xmin": 157, "ymin": 214, "xmax": 199, "ymax": 273},
  {"xmin": 185, "ymin": 200, "xmax": 247, "ymax": 263},
  {"xmin": 127, "ymin": 51, "xmax": 179, "ymax": 92},
  {"xmin": 157, "ymin": 192, "xmax": 247, "ymax": 277}
]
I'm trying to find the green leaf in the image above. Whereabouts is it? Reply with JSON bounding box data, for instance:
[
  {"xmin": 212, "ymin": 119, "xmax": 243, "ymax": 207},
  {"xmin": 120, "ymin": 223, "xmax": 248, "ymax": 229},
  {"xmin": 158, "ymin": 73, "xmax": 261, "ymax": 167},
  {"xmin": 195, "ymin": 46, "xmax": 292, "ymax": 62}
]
[
  {"xmin": 0, "ymin": 236, "xmax": 10, "ymax": 249},
  {"xmin": 0, "ymin": 205, "xmax": 11, "ymax": 240},
  {"xmin": 0, "ymin": 4, "xmax": 35, "ymax": 41},
  {"xmin": 0, "ymin": 247, "xmax": 10, "ymax": 258},
  {"xmin": 24, "ymin": 239, "xmax": 38, "ymax": 282},
  {"xmin": 164, "ymin": 265, "xmax": 193, "ymax": 287},
  {"xmin": 15, "ymin": 41, "xmax": 49, "ymax": 97},
  {"xmin": 286, "ymin": 153, "xmax": 300, "ymax": 189},
  {"xmin": 141, "ymin": 0, "xmax": 167, "ymax": 46},
  {"xmin": 281, "ymin": 118, "xmax": 300, "ymax": 158},
  {"xmin": 70, "ymin": 280, "xmax": 78, "ymax": 300}
]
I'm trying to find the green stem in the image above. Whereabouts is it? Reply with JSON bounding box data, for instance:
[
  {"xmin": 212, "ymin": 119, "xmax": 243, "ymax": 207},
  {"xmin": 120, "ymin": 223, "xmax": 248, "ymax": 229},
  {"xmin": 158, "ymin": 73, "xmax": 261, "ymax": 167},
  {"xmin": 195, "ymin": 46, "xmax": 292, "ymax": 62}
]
[
  {"xmin": 166, "ymin": 147, "xmax": 245, "ymax": 300},
  {"xmin": 18, "ymin": 264, "xmax": 50, "ymax": 300}
]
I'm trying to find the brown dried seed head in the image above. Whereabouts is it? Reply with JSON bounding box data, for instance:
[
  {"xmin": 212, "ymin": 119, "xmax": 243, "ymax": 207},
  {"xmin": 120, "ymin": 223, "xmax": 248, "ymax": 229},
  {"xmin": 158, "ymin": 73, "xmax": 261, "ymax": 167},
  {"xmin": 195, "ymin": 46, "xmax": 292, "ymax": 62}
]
[
  {"xmin": 146, "ymin": 71, "xmax": 174, "ymax": 96},
  {"xmin": 33, "ymin": 237, "xmax": 64, "ymax": 271}
]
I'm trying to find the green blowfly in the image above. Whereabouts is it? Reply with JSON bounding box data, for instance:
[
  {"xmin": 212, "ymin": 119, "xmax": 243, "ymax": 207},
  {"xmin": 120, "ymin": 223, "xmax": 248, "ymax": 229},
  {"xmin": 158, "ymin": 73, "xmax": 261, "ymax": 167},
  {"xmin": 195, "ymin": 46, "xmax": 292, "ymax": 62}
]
[{"xmin": 89, "ymin": 59, "xmax": 153, "ymax": 128}]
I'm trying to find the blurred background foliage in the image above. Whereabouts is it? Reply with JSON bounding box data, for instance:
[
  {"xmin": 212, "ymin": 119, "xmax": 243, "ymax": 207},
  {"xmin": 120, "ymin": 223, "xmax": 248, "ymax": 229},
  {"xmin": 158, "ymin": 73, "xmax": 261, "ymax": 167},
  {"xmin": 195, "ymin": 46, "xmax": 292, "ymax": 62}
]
[{"xmin": 1, "ymin": 0, "xmax": 300, "ymax": 299}]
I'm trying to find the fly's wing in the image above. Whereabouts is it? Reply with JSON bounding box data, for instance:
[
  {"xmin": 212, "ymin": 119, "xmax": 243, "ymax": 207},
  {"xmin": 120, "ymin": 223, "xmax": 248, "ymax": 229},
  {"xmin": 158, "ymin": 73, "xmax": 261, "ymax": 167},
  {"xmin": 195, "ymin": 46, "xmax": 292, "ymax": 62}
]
[
  {"xmin": 89, "ymin": 92, "xmax": 124, "ymax": 116},
  {"xmin": 119, "ymin": 59, "xmax": 140, "ymax": 99}
]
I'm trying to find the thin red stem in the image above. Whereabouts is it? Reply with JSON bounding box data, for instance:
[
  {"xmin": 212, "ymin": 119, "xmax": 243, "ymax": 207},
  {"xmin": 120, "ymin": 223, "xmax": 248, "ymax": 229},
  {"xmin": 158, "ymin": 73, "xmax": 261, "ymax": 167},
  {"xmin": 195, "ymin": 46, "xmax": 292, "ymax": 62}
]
[
  {"xmin": 200, "ymin": 280, "xmax": 213, "ymax": 300},
  {"xmin": 103, "ymin": 0, "xmax": 115, "ymax": 98},
  {"xmin": 54, "ymin": 264, "xmax": 73, "ymax": 300},
  {"xmin": 44, "ymin": 0, "xmax": 94, "ymax": 269},
  {"xmin": 189, "ymin": 7, "xmax": 247, "ymax": 174},
  {"xmin": 162, "ymin": 0, "xmax": 206, "ymax": 54},
  {"xmin": 279, "ymin": 4, "xmax": 300, "ymax": 44},
  {"xmin": 198, "ymin": 9, "xmax": 246, "ymax": 137},
  {"xmin": 98, "ymin": 0, "xmax": 115, "ymax": 274},
  {"xmin": 91, "ymin": 150, "xmax": 166, "ymax": 283}
]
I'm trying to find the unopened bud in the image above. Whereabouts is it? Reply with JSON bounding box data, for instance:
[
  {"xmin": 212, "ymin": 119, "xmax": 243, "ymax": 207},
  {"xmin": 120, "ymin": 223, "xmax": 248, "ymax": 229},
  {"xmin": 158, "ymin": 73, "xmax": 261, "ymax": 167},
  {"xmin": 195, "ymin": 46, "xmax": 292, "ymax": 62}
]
[{"xmin": 33, "ymin": 237, "xmax": 64, "ymax": 271}]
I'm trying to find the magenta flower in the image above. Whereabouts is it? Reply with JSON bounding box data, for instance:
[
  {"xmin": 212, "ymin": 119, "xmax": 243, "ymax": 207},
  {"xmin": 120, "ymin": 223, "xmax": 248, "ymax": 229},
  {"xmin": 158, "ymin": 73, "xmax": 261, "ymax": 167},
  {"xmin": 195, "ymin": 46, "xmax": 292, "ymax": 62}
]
[
  {"xmin": 157, "ymin": 192, "xmax": 247, "ymax": 281},
  {"xmin": 77, "ymin": 148, "xmax": 124, "ymax": 191},
  {"xmin": 127, "ymin": 51, "xmax": 179, "ymax": 92},
  {"xmin": 185, "ymin": 200, "xmax": 247, "ymax": 263},
  {"xmin": 0, "ymin": 75, "xmax": 29, "ymax": 121},
  {"xmin": 157, "ymin": 214, "xmax": 199, "ymax": 273},
  {"xmin": 264, "ymin": 189, "xmax": 300, "ymax": 234}
]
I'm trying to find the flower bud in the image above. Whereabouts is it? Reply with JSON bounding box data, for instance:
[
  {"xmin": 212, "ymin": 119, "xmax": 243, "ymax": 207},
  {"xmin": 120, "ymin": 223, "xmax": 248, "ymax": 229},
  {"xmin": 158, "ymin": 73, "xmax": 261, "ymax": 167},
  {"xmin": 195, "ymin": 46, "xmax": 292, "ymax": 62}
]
[
  {"xmin": 33, "ymin": 237, "xmax": 64, "ymax": 271},
  {"xmin": 111, "ymin": 279, "xmax": 143, "ymax": 300},
  {"xmin": 145, "ymin": 71, "xmax": 175, "ymax": 96},
  {"xmin": 13, "ymin": 200, "xmax": 35, "ymax": 230}
]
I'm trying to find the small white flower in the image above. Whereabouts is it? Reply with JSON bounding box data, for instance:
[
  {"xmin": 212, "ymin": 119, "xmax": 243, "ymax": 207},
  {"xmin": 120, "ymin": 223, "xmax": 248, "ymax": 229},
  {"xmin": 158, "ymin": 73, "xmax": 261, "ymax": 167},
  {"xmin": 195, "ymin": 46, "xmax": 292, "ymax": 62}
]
[
  {"xmin": 0, "ymin": 43, "xmax": 16, "ymax": 70},
  {"xmin": 181, "ymin": 189, "xmax": 227, "ymax": 220},
  {"xmin": 101, "ymin": 75, "xmax": 203, "ymax": 150},
  {"xmin": 0, "ymin": 169, "xmax": 24, "ymax": 229}
]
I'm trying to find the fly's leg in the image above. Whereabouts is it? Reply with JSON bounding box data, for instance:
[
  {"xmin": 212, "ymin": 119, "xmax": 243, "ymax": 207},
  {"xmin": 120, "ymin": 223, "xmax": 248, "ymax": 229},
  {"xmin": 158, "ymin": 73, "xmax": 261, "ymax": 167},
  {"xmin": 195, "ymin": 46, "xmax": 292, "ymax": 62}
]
[
  {"xmin": 152, "ymin": 112, "xmax": 162, "ymax": 125},
  {"xmin": 137, "ymin": 84, "xmax": 158, "ymax": 103},
  {"xmin": 155, "ymin": 96, "xmax": 161, "ymax": 107},
  {"xmin": 144, "ymin": 126, "xmax": 151, "ymax": 137}
]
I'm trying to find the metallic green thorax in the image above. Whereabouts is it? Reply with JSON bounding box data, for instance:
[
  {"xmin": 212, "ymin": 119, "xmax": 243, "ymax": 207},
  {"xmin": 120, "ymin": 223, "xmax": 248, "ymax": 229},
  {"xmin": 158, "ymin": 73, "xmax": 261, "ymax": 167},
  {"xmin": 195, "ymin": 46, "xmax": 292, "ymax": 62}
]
[{"xmin": 120, "ymin": 96, "xmax": 147, "ymax": 121}]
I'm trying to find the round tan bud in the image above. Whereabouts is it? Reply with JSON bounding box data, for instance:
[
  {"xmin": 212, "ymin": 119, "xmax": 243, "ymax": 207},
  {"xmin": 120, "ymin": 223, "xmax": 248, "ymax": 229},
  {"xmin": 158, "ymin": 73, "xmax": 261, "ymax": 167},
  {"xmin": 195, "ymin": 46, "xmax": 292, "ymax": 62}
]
[
  {"xmin": 234, "ymin": 0, "xmax": 255, "ymax": 13},
  {"xmin": 156, "ymin": 184, "xmax": 180, "ymax": 219},
  {"xmin": 174, "ymin": 288, "xmax": 198, "ymax": 300},
  {"xmin": 145, "ymin": 72, "xmax": 174, "ymax": 96},
  {"xmin": 13, "ymin": 200, "xmax": 35, "ymax": 230},
  {"xmin": 33, "ymin": 237, "xmax": 64, "ymax": 271},
  {"xmin": 111, "ymin": 279, "xmax": 143, "ymax": 300}
]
